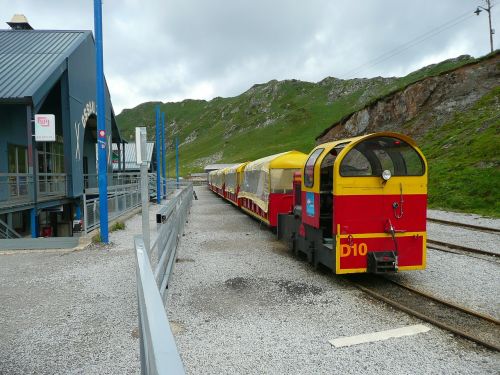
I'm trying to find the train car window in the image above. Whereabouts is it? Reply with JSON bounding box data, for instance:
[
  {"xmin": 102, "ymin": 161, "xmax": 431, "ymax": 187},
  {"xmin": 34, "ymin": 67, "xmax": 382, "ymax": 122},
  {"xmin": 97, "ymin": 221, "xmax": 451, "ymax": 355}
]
[
  {"xmin": 243, "ymin": 169, "xmax": 269, "ymax": 201},
  {"xmin": 340, "ymin": 137, "xmax": 425, "ymax": 177},
  {"xmin": 270, "ymin": 168, "xmax": 299, "ymax": 193},
  {"xmin": 304, "ymin": 148, "xmax": 324, "ymax": 187},
  {"xmin": 225, "ymin": 171, "xmax": 237, "ymax": 193}
]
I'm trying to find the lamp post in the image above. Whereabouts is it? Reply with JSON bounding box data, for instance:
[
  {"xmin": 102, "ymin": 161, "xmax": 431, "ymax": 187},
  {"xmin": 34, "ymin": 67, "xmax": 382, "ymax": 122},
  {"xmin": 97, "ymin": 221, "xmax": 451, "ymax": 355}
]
[
  {"xmin": 475, "ymin": 0, "xmax": 495, "ymax": 53},
  {"xmin": 94, "ymin": 0, "xmax": 108, "ymax": 243}
]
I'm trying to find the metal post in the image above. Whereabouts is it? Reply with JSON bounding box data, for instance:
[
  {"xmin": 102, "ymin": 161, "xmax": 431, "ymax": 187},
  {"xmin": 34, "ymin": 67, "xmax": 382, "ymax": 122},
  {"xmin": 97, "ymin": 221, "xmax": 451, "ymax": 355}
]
[
  {"xmin": 137, "ymin": 127, "xmax": 150, "ymax": 253},
  {"xmin": 141, "ymin": 162, "xmax": 150, "ymax": 252},
  {"xmin": 83, "ymin": 194, "xmax": 88, "ymax": 234},
  {"xmin": 117, "ymin": 142, "xmax": 121, "ymax": 172},
  {"xmin": 161, "ymin": 112, "xmax": 166, "ymax": 199},
  {"xmin": 27, "ymin": 105, "xmax": 38, "ymax": 238},
  {"xmin": 30, "ymin": 208, "xmax": 37, "ymax": 238},
  {"xmin": 122, "ymin": 141, "xmax": 126, "ymax": 172},
  {"xmin": 94, "ymin": 0, "xmax": 109, "ymax": 243},
  {"xmin": 155, "ymin": 106, "xmax": 161, "ymax": 203},
  {"xmin": 175, "ymin": 137, "xmax": 179, "ymax": 188},
  {"xmin": 165, "ymin": 116, "xmax": 168, "ymax": 196}
]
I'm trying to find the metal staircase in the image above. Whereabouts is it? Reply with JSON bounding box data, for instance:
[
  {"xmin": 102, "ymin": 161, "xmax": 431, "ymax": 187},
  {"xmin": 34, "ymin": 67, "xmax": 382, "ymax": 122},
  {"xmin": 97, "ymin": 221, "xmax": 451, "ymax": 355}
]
[{"xmin": 0, "ymin": 218, "xmax": 21, "ymax": 239}]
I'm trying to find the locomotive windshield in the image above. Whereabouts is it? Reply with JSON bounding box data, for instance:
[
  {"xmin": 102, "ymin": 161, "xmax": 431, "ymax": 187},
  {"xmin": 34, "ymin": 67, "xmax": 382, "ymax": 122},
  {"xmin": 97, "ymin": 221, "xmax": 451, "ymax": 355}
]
[
  {"xmin": 303, "ymin": 148, "xmax": 324, "ymax": 187},
  {"xmin": 339, "ymin": 136, "xmax": 425, "ymax": 177}
]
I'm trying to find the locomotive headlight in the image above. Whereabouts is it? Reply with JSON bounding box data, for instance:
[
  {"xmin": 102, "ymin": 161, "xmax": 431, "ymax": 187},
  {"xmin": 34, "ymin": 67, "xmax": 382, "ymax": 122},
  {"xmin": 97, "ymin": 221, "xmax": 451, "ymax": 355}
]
[{"xmin": 382, "ymin": 169, "xmax": 392, "ymax": 181}]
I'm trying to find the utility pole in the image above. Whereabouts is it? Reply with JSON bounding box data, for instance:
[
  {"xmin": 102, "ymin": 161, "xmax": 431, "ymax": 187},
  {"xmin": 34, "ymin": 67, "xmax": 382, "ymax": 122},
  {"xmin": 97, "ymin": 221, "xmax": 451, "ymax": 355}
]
[{"xmin": 475, "ymin": 0, "xmax": 495, "ymax": 53}]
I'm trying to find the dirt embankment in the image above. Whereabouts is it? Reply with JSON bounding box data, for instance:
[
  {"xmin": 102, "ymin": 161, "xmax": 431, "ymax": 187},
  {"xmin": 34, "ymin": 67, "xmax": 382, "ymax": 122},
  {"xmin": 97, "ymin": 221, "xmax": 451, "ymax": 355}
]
[{"xmin": 316, "ymin": 53, "xmax": 500, "ymax": 143}]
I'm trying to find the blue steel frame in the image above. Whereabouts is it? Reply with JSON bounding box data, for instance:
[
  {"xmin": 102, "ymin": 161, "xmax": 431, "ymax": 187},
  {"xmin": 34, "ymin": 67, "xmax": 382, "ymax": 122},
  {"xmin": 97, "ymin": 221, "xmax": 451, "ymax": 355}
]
[
  {"xmin": 94, "ymin": 0, "xmax": 109, "ymax": 243},
  {"xmin": 161, "ymin": 112, "xmax": 166, "ymax": 198},
  {"xmin": 155, "ymin": 105, "xmax": 161, "ymax": 203},
  {"xmin": 175, "ymin": 137, "xmax": 179, "ymax": 186}
]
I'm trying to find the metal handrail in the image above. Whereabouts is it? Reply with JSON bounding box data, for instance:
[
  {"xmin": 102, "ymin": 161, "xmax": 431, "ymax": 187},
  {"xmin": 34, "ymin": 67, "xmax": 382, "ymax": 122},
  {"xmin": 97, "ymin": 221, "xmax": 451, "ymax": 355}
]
[
  {"xmin": 0, "ymin": 218, "xmax": 21, "ymax": 239},
  {"xmin": 135, "ymin": 237, "xmax": 185, "ymax": 375},
  {"xmin": 135, "ymin": 183, "xmax": 193, "ymax": 374}
]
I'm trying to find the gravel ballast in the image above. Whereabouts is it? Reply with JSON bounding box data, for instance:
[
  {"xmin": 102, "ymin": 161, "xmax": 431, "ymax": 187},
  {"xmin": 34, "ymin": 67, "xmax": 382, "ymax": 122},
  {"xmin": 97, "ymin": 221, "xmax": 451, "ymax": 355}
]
[
  {"xmin": 428, "ymin": 209, "xmax": 500, "ymax": 231},
  {"xmin": 389, "ymin": 249, "xmax": 500, "ymax": 320},
  {"xmin": 427, "ymin": 222, "xmax": 500, "ymax": 255},
  {"xmin": 167, "ymin": 188, "xmax": 499, "ymax": 374},
  {"xmin": 0, "ymin": 208, "xmax": 161, "ymax": 374}
]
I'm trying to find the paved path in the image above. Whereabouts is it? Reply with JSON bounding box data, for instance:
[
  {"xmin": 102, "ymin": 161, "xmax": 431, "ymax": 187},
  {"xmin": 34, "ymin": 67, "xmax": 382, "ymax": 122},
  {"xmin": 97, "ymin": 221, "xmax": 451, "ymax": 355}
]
[{"xmin": 0, "ymin": 209, "xmax": 159, "ymax": 374}]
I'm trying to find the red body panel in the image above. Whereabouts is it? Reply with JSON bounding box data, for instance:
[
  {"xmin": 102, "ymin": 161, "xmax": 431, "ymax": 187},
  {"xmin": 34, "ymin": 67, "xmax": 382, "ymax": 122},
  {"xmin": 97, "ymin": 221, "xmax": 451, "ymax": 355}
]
[
  {"xmin": 226, "ymin": 187, "xmax": 240, "ymax": 206},
  {"xmin": 339, "ymin": 235, "xmax": 424, "ymax": 270},
  {"xmin": 241, "ymin": 193, "xmax": 294, "ymax": 227},
  {"xmin": 334, "ymin": 194, "xmax": 427, "ymax": 235}
]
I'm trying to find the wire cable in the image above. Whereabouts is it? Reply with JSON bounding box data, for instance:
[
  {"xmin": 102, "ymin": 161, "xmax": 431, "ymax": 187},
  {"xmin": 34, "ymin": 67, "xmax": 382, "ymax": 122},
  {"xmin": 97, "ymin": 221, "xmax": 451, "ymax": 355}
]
[{"xmin": 342, "ymin": 7, "xmax": 487, "ymax": 77}]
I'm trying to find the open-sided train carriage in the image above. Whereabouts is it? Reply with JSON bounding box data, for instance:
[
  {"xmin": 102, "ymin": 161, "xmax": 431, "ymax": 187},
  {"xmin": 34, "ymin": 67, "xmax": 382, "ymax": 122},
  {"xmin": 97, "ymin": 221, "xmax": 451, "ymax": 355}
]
[
  {"xmin": 224, "ymin": 162, "xmax": 248, "ymax": 207},
  {"xmin": 238, "ymin": 151, "xmax": 308, "ymax": 227}
]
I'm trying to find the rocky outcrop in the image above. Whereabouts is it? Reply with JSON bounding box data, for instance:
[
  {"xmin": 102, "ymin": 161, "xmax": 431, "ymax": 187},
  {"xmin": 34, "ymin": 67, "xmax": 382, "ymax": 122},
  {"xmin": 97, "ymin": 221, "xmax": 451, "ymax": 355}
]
[{"xmin": 316, "ymin": 52, "xmax": 500, "ymax": 143}]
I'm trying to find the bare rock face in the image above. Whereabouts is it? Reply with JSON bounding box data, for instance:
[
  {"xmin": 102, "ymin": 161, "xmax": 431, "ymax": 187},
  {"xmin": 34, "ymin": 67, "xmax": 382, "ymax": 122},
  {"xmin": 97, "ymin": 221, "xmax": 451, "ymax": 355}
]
[{"xmin": 316, "ymin": 54, "xmax": 500, "ymax": 143}]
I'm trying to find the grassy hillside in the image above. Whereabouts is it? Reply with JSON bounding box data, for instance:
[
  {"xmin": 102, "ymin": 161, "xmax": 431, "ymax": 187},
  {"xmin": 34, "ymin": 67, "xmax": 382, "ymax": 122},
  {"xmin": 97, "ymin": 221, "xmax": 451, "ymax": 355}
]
[
  {"xmin": 116, "ymin": 55, "xmax": 475, "ymax": 174},
  {"xmin": 421, "ymin": 86, "xmax": 500, "ymax": 217},
  {"xmin": 116, "ymin": 54, "xmax": 499, "ymax": 217}
]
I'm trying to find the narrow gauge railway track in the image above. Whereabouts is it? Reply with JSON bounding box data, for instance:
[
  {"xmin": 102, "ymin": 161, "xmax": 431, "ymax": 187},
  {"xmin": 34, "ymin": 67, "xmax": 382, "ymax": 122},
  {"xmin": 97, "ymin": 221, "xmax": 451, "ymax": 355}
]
[
  {"xmin": 348, "ymin": 274, "xmax": 500, "ymax": 352},
  {"xmin": 427, "ymin": 239, "xmax": 499, "ymax": 259},
  {"xmin": 427, "ymin": 217, "xmax": 500, "ymax": 235}
]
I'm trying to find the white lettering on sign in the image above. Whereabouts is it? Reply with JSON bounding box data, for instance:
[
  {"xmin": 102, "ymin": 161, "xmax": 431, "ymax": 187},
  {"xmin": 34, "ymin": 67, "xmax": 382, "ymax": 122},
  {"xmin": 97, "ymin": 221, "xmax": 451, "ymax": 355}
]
[
  {"xmin": 74, "ymin": 122, "xmax": 81, "ymax": 160},
  {"xmin": 81, "ymin": 101, "xmax": 96, "ymax": 129},
  {"xmin": 35, "ymin": 114, "xmax": 56, "ymax": 141},
  {"xmin": 74, "ymin": 100, "xmax": 97, "ymax": 160}
]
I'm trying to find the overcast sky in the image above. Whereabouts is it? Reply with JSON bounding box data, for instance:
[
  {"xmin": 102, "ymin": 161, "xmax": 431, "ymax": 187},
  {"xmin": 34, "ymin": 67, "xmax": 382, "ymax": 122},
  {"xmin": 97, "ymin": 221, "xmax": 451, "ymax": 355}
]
[{"xmin": 2, "ymin": 0, "xmax": 498, "ymax": 113}]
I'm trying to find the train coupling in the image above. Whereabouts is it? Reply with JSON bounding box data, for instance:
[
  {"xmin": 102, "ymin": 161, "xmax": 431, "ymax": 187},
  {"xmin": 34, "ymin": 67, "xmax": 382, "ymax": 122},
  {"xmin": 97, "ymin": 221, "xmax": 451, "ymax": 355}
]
[{"xmin": 367, "ymin": 251, "xmax": 398, "ymax": 273}]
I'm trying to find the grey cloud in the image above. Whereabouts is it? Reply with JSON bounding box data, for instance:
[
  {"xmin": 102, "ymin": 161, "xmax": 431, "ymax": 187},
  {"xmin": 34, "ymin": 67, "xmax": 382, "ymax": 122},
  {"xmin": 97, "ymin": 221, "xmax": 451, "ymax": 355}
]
[{"xmin": 1, "ymin": 0, "xmax": 497, "ymax": 112}]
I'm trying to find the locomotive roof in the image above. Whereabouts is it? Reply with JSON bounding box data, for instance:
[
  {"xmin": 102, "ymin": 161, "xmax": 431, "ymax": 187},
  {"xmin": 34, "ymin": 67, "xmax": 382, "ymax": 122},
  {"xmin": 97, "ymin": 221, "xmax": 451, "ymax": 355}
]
[
  {"xmin": 314, "ymin": 132, "xmax": 420, "ymax": 151},
  {"xmin": 245, "ymin": 150, "xmax": 308, "ymax": 172},
  {"xmin": 225, "ymin": 162, "xmax": 249, "ymax": 174}
]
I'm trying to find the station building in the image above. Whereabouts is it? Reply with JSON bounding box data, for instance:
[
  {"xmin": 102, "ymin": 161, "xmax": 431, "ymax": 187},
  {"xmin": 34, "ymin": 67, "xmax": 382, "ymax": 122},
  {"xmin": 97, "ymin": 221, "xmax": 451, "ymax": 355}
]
[{"xmin": 0, "ymin": 16, "xmax": 125, "ymax": 238}]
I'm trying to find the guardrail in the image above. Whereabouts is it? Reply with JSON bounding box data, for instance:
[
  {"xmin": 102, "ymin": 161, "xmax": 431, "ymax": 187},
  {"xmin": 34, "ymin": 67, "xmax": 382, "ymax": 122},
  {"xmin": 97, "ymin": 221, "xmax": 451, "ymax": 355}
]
[
  {"xmin": 84, "ymin": 173, "xmax": 141, "ymax": 193},
  {"xmin": 83, "ymin": 188, "xmax": 141, "ymax": 234},
  {"xmin": 135, "ymin": 182, "xmax": 193, "ymax": 375},
  {"xmin": 37, "ymin": 173, "xmax": 67, "ymax": 199}
]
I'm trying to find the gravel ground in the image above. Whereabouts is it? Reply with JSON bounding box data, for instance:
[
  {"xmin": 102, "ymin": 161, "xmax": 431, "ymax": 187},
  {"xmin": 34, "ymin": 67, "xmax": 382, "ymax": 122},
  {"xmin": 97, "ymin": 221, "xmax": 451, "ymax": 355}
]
[
  {"xmin": 167, "ymin": 188, "xmax": 499, "ymax": 375},
  {"xmin": 420, "ymin": 209, "xmax": 500, "ymax": 318},
  {"xmin": 389, "ymin": 249, "xmax": 500, "ymax": 320},
  {"xmin": 428, "ymin": 209, "xmax": 500, "ymax": 231},
  {"xmin": 427, "ymin": 222, "xmax": 500, "ymax": 255},
  {"xmin": 0, "ymin": 205, "xmax": 163, "ymax": 375}
]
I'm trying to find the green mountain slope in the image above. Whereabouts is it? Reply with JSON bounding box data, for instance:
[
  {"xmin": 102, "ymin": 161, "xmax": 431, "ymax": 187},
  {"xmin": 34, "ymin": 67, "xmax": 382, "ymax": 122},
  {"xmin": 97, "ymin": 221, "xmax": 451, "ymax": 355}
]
[
  {"xmin": 117, "ymin": 55, "xmax": 475, "ymax": 173},
  {"xmin": 116, "ymin": 54, "xmax": 499, "ymax": 217},
  {"xmin": 421, "ymin": 86, "xmax": 500, "ymax": 217}
]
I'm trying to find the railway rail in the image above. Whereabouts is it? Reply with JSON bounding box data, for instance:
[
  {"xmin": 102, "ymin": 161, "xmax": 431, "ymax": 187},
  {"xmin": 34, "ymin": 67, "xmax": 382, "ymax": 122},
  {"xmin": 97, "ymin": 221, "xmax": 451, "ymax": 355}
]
[
  {"xmin": 348, "ymin": 274, "xmax": 500, "ymax": 352},
  {"xmin": 426, "ymin": 239, "xmax": 499, "ymax": 259},
  {"xmin": 427, "ymin": 217, "xmax": 500, "ymax": 235}
]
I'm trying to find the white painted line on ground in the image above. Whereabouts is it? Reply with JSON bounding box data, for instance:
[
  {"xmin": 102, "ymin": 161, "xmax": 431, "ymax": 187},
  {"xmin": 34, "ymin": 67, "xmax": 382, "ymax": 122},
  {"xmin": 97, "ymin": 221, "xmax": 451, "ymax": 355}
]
[{"xmin": 329, "ymin": 324, "xmax": 431, "ymax": 348}]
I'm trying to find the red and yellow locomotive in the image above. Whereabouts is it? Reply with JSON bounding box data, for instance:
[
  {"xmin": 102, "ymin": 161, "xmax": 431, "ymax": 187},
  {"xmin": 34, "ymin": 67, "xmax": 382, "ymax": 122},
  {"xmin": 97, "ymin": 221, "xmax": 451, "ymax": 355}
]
[{"xmin": 208, "ymin": 132, "xmax": 427, "ymax": 274}]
